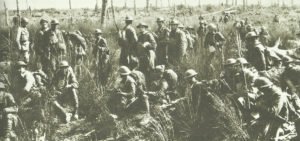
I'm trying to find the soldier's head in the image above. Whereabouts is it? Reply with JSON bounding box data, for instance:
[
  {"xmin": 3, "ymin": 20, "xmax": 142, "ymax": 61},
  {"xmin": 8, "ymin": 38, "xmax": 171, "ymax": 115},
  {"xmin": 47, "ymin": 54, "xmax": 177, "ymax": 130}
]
[
  {"xmin": 178, "ymin": 24, "xmax": 185, "ymax": 31},
  {"xmin": 187, "ymin": 26, "xmax": 194, "ymax": 33},
  {"xmin": 170, "ymin": 20, "xmax": 179, "ymax": 31},
  {"xmin": 156, "ymin": 17, "xmax": 165, "ymax": 27},
  {"xmin": 40, "ymin": 18, "xmax": 49, "ymax": 29},
  {"xmin": 236, "ymin": 57, "xmax": 249, "ymax": 67},
  {"xmin": 184, "ymin": 69, "xmax": 198, "ymax": 84},
  {"xmin": 246, "ymin": 24, "xmax": 253, "ymax": 32},
  {"xmin": 154, "ymin": 65, "xmax": 165, "ymax": 79},
  {"xmin": 58, "ymin": 60, "xmax": 69, "ymax": 73},
  {"xmin": 119, "ymin": 66, "xmax": 131, "ymax": 79},
  {"xmin": 20, "ymin": 17, "xmax": 29, "ymax": 27},
  {"xmin": 296, "ymin": 32, "xmax": 300, "ymax": 39},
  {"xmin": 253, "ymin": 77, "xmax": 273, "ymax": 92},
  {"xmin": 137, "ymin": 22, "xmax": 148, "ymax": 33},
  {"xmin": 50, "ymin": 19, "xmax": 60, "ymax": 30},
  {"xmin": 207, "ymin": 23, "xmax": 217, "ymax": 33},
  {"xmin": 12, "ymin": 17, "xmax": 20, "ymax": 26},
  {"xmin": 125, "ymin": 16, "xmax": 133, "ymax": 25},
  {"xmin": 16, "ymin": 61, "xmax": 27, "ymax": 74},
  {"xmin": 94, "ymin": 29, "xmax": 102, "ymax": 37},
  {"xmin": 224, "ymin": 58, "xmax": 238, "ymax": 74},
  {"xmin": 245, "ymin": 31, "xmax": 259, "ymax": 44}
]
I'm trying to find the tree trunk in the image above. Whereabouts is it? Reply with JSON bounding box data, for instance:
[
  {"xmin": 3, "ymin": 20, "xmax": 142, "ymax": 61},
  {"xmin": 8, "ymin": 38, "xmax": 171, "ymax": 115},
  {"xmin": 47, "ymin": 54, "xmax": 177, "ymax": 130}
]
[
  {"xmin": 168, "ymin": 0, "xmax": 170, "ymax": 8},
  {"xmin": 4, "ymin": 2, "xmax": 9, "ymax": 26},
  {"xmin": 291, "ymin": 0, "xmax": 294, "ymax": 7},
  {"xmin": 146, "ymin": 0, "xmax": 150, "ymax": 12},
  {"xmin": 235, "ymin": 0, "xmax": 237, "ymax": 5},
  {"xmin": 198, "ymin": 0, "xmax": 201, "ymax": 7},
  {"xmin": 156, "ymin": 0, "xmax": 158, "ymax": 8},
  {"xmin": 243, "ymin": 0, "xmax": 245, "ymax": 10},
  {"xmin": 16, "ymin": 0, "xmax": 20, "ymax": 16},
  {"xmin": 226, "ymin": 0, "xmax": 228, "ymax": 6},
  {"xmin": 124, "ymin": 0, "xmax": 127, "ymax": 8},
  {"xmin": 101, "ymin": 0, "xmax": 108, "ymax": 26},
  {"xmin": 95, "ymin": 0, "xmax": 99, "ymax": 12},
  {"xmin": 134, "ymin": 0, "xmax": 137, "ymax": 15},
  {"xmin": 69, "ymin": 0, "xmax": 72, "ymax": 9}
]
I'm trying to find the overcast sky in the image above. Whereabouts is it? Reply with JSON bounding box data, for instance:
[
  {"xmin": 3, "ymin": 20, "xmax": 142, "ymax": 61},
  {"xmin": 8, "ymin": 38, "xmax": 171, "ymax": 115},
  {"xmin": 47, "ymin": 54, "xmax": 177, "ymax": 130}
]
[{"xmin": 1, "ymin": 0, "xmax": 298, "ymax": 10}]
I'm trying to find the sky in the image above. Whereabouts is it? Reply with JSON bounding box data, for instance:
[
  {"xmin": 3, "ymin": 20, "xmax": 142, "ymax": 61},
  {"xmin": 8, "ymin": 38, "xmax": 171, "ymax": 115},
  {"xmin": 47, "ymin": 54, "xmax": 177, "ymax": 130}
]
[{"xmin": 1, "ymin": 0, "xmax": 299, "ymax": 10}]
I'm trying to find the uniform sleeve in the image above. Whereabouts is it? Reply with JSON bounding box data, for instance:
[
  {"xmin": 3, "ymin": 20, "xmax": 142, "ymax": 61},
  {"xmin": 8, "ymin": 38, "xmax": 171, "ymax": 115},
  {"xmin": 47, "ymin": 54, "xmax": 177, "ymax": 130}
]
[
  {"xmin": 254, "ymin": 47, "xmax": 267, "ymax": 70},
  {"xmin": 68, "ymin": 67, "xmax": 79, "ymax": 89},
  {"xmin": 146, "ymin": 33, "xmax": 157, "ymax": 50},
  {"xmin": 24, "ymin": 72, "xmax": 35, "ymax": 93},
  {"xmin": 16, "ymin": 27, "xmax": 21, "ymax": 49},
  {"xmin": 127, "ymin": 27, "xmax": 138, "ymax": 45},
  {"xmin": 179, "ymin": 31, "xmax": 188, "ymax": 56}
]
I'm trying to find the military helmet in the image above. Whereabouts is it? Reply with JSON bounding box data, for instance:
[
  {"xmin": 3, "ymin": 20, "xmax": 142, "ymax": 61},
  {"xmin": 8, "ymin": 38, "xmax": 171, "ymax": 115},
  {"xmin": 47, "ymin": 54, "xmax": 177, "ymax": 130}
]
[
  {"xmin": 119, "ymin": 66, "xmax": 131, "ymax": 75},
  {"xmin": 187, "ymin": 26, "xmax": 194, "ymax": 30},
  {"xmin": 51, "ymin": 19, "xmax": 60, "ymax": 25},
  {"xmin": 21, "ymin": 17, "xmax": 29, "ymax": 23},
  {"xmin": 16, "ymin": 61, "xmax": 27, "ymax": 67},
  {"xmin": 296, "ymin": 31, "xmax": 300, "ymax": 36},
  {"xmin": 156, "ymin": 17, "xmax": 165, "ymax": 22},
  {"xmin": 59, "ymin": 61, "xmax": 69, "ymax": 67},
  {"xmin": 125, "ymin": 16, "xmax": 133, "ymax": 21},
  {"xmin": 40, "ymin": 18, "xmax": 48, "ymax": 24},
  {"xmin": 245, "ymin": 31, "xmax": 258, "ymax": 39},
  {"xmin": 236, "ymin": 57, "xmax": 249, "ymax": 65},
  {"xmin": 154, "ymin": 65, "xmax": 165, "ymax": 73},
  {"xmin": 253, "ymin": 77, "xmax": 273, "ymax": 89},
  {"xmin": 224, "ymin": 58, "xmax": 237, "ymax": 66},
  {"xmin": 0, "ymin": 82, "xmax": 5, "ymax": 89},
  {"xmin": 170, "ymin": 19, "xmax": 179, "ymax": 25},
  {"xmin": 184, "ymin": 69, "xmax": 198, "ymax": 79},
  {"xmin": 137, "ymin": 22, "xmax": 148, "ymax": 28},
  {"xmin": 178, "ymin": 24, "xmax": 184, "ymax": 29},
  {"xmin": 95, "ymin": 29, "xmax": 102, "ymax": 34},
  {"xmin": 207, "ymin": 23, "xmax": 217, "ymax": 31}
]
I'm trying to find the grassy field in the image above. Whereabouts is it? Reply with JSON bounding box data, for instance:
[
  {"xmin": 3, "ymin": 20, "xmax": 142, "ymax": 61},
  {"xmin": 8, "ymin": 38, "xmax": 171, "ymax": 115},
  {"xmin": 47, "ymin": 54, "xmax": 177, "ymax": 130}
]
[{"xmin": 1, "ymin": 4, "xmax": 300, "ymax": 140}]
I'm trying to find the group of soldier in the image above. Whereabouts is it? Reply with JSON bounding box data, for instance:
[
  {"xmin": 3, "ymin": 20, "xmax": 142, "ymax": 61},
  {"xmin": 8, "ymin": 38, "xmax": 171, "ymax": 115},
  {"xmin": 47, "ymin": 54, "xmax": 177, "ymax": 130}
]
[{"xmin": 1, "ymin": 12, "xmax": 300, "ymax": 140}]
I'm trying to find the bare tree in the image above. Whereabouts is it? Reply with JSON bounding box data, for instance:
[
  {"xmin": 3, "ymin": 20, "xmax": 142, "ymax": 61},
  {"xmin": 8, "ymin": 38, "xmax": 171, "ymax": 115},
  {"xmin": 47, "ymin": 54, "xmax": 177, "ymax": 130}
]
[
  {"xmin": 95, "ymin": 0, "xmax": 99, "ymax": 12},
  {"xmin": 168, "ymin": 0, "xmax": 170, "ymax": 8},
  {"xmin": 16, "ymin": 0, "xmax": 20, "ymax": 16},
  {"xmin": 4, "ymin": 2, "xmax": 9, "ymax": 26},
  {"xmin": 226, "ymin": 0, "xmax": 228, "ymax": 6},
  {"xmin": 291, "ymin": 0, "xmax": 294, "ymax": 7},
  {"xmin": 146, "ymin": 0, "xmax": 150, "ymax": 12},
  {"xmin": 101, "ymin": 0, "xmax": 108, "ymax": 26},
  {"xmin": 69, "ymin": 0, "xmax": 72, "ymax": 9},
  {"xmin": 134, "ymin": 0, "xmax": 137, "ymax": 15},
  {"xmin": 124, "ymin": 0, "xmax": 127, "ymax": 8},
  {"xmin": 198, "ymin": 0, "xmax": 201, "ymax": 7}
]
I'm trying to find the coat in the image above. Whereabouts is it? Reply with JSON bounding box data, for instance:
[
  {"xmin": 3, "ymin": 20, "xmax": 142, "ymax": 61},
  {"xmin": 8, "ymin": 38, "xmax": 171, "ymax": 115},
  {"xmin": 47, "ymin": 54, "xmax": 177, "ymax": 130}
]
[
  {"xmin": 155, "ymin": 26, "xmax": 170, "ymax": 65},
  {"xmin": 118, "ymin": 25, "xmax": 138, "ymax": 66},
  {"xmin": 168, "ymin": 28, "xmax": 187, "ymax": 64},
  {"xmin": 52, "ymin": 67, "xmax": 78, "ymax": 92}
]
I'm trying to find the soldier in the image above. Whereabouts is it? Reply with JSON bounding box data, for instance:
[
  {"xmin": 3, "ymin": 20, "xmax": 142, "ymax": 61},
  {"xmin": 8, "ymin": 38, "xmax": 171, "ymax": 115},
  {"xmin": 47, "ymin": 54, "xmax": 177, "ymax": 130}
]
[
  {"xmin": 0, "ymin": 82, "xmax": 18, "ymax": 141},
  {"xmin": 16, "ymin": 17, "xmax": 30, "ymax": 63},
  {"xmin": 118, "ymin": 16, "xmax": 138, "ymax": 67},
  {"xmin": 273, "ymin": 15, "xmax": 279, "ymax": 23},
  {"xmin": 186, "ymin": 26, "xmax": 197, "ymax": 53},
  {"xmin": 155, "ymin": 17, "xmax": 170, "ymax": 65},
  {"xmin": 10, "ymin": 17, "xmax": 20, "ymax": 59},
  {"xmin": 168, "ymin": 19, "xmax": 187, "ymax": 65},
  {"xmin": 204, "ymin": 23, "xmax": 225, "ymax": 74},
  {"xmin": 197, "ymin": 20, "xmax": 207, "ymax": 52},
  {"xmin": 93, "ymin": 29, "xmax": 110, "ymax": 86},
  {"xmin": 252, "ymin": 77, "xmax": 293, "ymax": 140},
  {"xmin": 136, "ymin": 22, "xmax": 157, "ymax": 77},
  {"xmin": 52, "ymin": 61, "xmax": 79, "ymax": 122},
  {"xmin": 34, "ymin": 19, "xmax": 49, "ymax": 67},
  {"xmin": 44, "ymin": 19, "xmax": 67, "ymax": 78},
  {"xmin": 245, "ymin": 31, "xmax": 266, "ymax": 71},
  {"xmin": 259, "ymin": 26, "xmax": 270, "ymax": 46}
]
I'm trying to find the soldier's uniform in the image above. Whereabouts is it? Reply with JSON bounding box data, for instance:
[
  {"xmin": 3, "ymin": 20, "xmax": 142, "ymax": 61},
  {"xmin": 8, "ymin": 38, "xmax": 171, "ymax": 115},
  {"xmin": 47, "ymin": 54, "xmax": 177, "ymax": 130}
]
[
  {"xmin": 136, "ymin": 23, "xmax": 157, "ymax": 76},
  {"xmin": 118, "ymin": 17, "xmax": 138, "ymax": 67},
  {"xmin": 16, "ymin": 18, "xmax": 30, "ymax": 63},
  {"xmin": 52, "ymin": 61, "xmax": 79, "ymax": 122},
  {"xmin": 44, "ymin": 19, "xmax": 66, "ymax": 77},
  {"xmin": 259, "ymin": 27, "xmax": 269, "ymax": 46},
  {"xmin": 197, "ymin": 20, "xmax": 207, "ymax": 50},
  {"xmin": 0, "ymin": 82, "xmax": 18, "ymax": 141},
  {"xmin": 34, "ymin": 19, "xmax": 49, "ymax": 65},
  {"xmin": 93, "ymin": 29, "xmax": 109, "ymax": 86},
  {"xmin": 155, "ymin": 18, "xmax": 170, "ymax": 65},
  {"xmin": 168, "ymin": 20, "xmax": 187, "ymax": 65},
  {"xmin": 245, "ymin": 32, "xmax": 266, "ymax": 71}
]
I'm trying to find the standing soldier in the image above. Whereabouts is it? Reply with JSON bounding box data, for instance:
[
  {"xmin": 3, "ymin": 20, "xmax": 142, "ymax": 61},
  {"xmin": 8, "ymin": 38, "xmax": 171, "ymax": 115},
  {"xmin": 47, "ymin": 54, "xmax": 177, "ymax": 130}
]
[
  {"xmin": 136, "ymin": 22, "xmax": 157, "ymax": 77},
  {"xmin": 51, "ymin": 61, "xmax": 79, "ymax": 123},
  {"xmin": 0, "ymin": 82, "xmax": 18, "ymax": 141},
  {"xmin": 186, "ymin": 26, "xmax": 197, "ymax": 53},
  {"xmin": 34, "ymin": 19, "xmax": 49, "ymax": 67},
  {"xmin": 197, "ymin": 20, "xmax": 207, "ymax": 51},
  {"xmin": 155, "ymin": 17, "xmax": 170, "ymax": 65},
  {"xmin": 44, "ymin": 19, "xmax": 67, "ymax": 78},
  {"xmin": 204, "ymin": 23, "xmax": 225, "ymax": 74},
  {"xmin": 16, "ymin": 17, "xmax": 30, "ymax": 63},
  {"xmin": 93, "ymin": 29, "xmax": 110, "ymax": 86},
  {"xmin": 259, "ymin": 26, "xmax": 270, "ymax": 46},
  {"xmin": 245, "ymin": 32, "xmax": 266, "ymax": 71},
  {"xmin": 118, "ymin": 16, "xmax": 138, "ymax": 67},
  {"xmin": 168, "ymin": 20, "xmax": 187, "ymax": 65}
]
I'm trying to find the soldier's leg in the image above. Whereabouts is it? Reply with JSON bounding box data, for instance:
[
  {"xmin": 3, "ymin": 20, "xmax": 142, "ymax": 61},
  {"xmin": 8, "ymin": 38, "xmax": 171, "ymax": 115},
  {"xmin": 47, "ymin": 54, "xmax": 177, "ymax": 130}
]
[
  {"xmin": 24, "ymin": 51, "xmax": 30, "ymax": 63},
  {"xmin": 70, "ymin": 88, "xmax": 79, "ymax": 119},
  {"xmin": 4, "ymin": 114, "xmax": 18, "ymax": 141},
  {"xmin": 52, "ymin": 100, "xmax": 71, "ymax": 122}
]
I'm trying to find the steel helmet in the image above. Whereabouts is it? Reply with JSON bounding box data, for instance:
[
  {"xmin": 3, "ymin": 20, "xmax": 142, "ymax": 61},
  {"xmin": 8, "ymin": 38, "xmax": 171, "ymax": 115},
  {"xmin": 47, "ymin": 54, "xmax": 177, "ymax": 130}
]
[
  {"xmin": 245, "ymin": 31, "xmax": 258, "ymax": 39},
  {"xmin": 16, "ymin": 61, "xmax": 27, "ymax": 67},
  {"xmin": 207, "ymin": 23, "xmax": 217, "ymax": 31},
  {"xmin": 137, "ymin": 22, "xmax": 148, "ymax": 28},
  {"xmin": 0, "ymin": 82, "xmax": 5, "ymax": 89},
  {"xmin": 59, "ymin": 61, "xmax": 69, "ymax": 67},
  {"xmin": 125, "ymin": 16, "xmax": 133, "ymax": 21},
  {"xmin": 51, "ymin": 19, "xmax": 60, "ymax": 25},
  {"xmin": 224, "ymin": 58, "xmax": 237, "ymax": 66},
  {"xmin": 156, "ymin": 17, "xmax": 165, "ymax": 22},
  {"xmin": 40, "ymin": 18, "xmax": 48, "ymax": 24},
  {"xmin": 119, "ymin": 66, "xmax": 131, "ymax": 75},
  {"xmin": 154, "ymin": 65, "xmax": 165, "ymax": 73},
  {"xmin": 95, "ymin": 29, "xmax": 102, "ymax": 34},
  {"xmin": 178, "ymin": 24, "xmax": 184, "ymax": 29},
  {"xmin": 184, "ymin": 69, "xmax": 198, "ymax": 79},
  {"xmin": 170, "ymin": 19, "xmax": 179, "ymax": 25},
  {"xmin": 236, "ymin": 57, "xmax": 249, "ymax": 65},
  {"xmin": 253, "ymin": 77, "xmax": 273, "ymax": 89},
  {"xmin": 21, "ymin": 17, "xmax": 29, "ymax": 23}
]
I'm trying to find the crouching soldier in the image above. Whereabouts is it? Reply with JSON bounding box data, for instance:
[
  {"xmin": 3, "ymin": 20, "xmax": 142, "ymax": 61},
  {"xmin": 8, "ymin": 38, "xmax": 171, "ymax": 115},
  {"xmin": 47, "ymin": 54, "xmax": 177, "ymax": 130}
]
[
  {"xmin": 51, "ymin": 61, "xmax": 79, "ymax": 123},
  {"xmin": 0, "ymin": 82, "xmax": 18, "ymax": 141}
]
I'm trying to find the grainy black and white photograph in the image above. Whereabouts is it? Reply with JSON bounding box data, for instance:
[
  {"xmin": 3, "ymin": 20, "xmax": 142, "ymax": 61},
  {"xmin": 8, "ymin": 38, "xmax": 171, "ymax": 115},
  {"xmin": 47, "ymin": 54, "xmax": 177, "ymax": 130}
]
[{"xmin": 1, "ymin": 0, "xmax": 300, "ymax": 140}]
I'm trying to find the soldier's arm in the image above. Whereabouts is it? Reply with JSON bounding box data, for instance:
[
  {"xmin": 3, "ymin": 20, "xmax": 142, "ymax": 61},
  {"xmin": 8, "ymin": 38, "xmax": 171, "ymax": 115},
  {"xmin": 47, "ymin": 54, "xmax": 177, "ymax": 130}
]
[
  {"xmin": 3, "ymin": 93, "xmax": 18, "ymax": 113},
  {"xmin": 24, "ymin": 73, "xmax": 35, "ymax": 93},
  {"xmin": 144, "ymin": 33, "xmax": 157, "ymax": 50},
  {"xmin": 16, "ymin": 27, "xmax": 21, "ymax": 49},
  {"xmin": 120, "ymin": 81, "xmax": 136, "ymax": 98},
  {"xmin": 67, "ymin": 68, "xmax": 79, "ymax": 89},
  {"xmin": 179, "ymin": 31, "xmax": 188, "ymax": 55}
]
